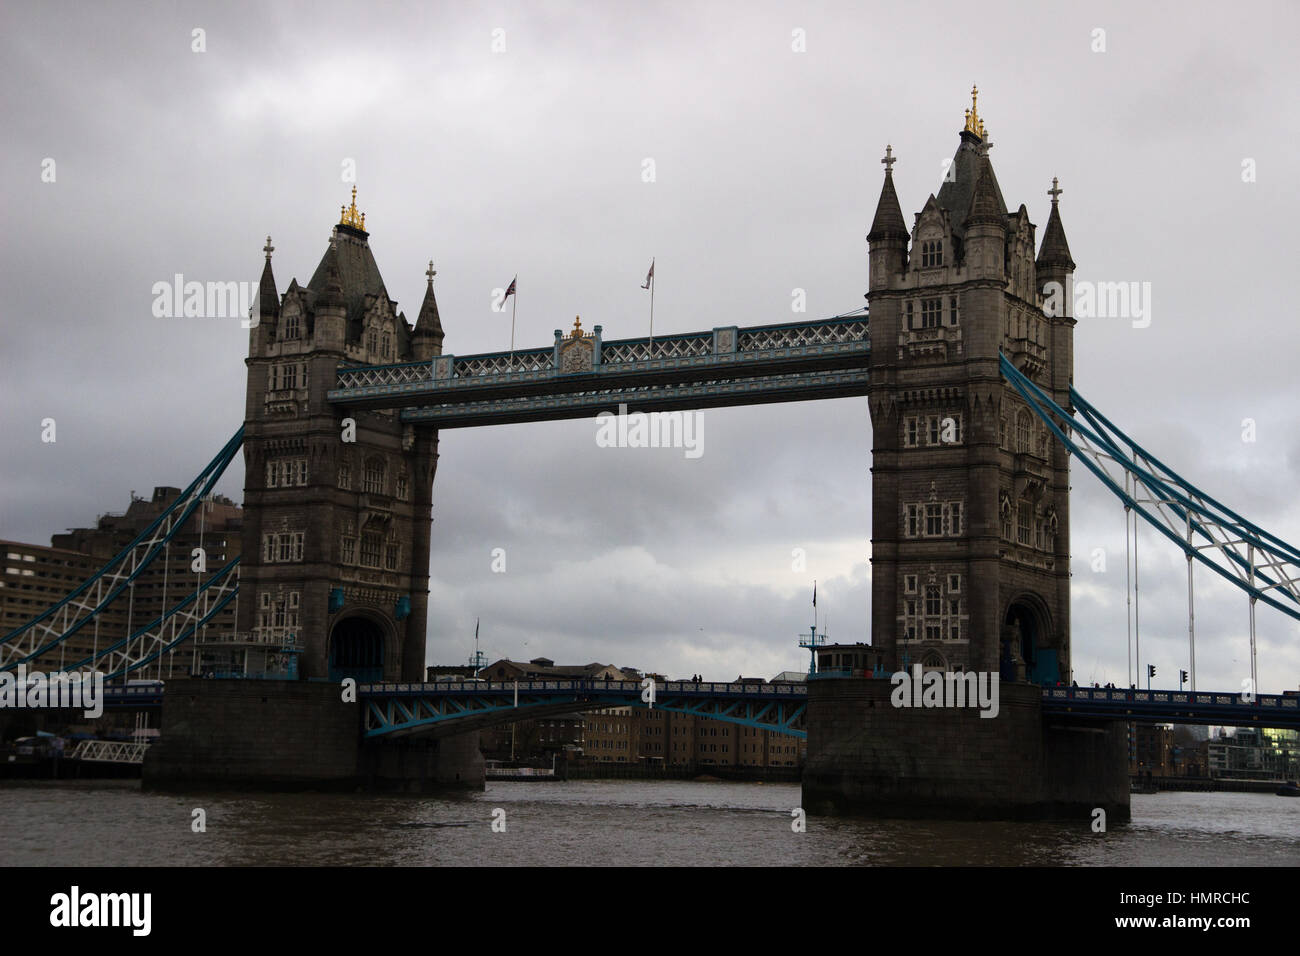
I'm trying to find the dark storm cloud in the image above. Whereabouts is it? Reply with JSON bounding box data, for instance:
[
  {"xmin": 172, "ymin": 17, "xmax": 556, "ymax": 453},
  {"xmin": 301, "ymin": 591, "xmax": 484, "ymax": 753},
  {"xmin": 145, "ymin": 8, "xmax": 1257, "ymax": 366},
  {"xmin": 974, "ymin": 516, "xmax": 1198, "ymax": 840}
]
[{"xmin": 3, "ymin": 0, "xmax": 1298, "ymax": 691}]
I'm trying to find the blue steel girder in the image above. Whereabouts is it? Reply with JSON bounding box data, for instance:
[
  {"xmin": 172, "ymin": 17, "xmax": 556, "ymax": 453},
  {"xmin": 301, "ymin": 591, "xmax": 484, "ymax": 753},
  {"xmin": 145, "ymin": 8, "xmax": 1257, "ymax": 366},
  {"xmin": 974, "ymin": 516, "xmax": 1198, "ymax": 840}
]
[
  {"xmin": 1041, "ymin": 686, "xmax": 1300, "ymax": 729},
  {"xmin": 0, "ymin": 428, "xmax": 245, "ymax": 667},
  {"xmin": 359, "ymin": 679, "xmax": 808, "ymax": 739},
  {"xmin": 1001, "ymin": 354, "xmax": 1300, "ymax": 625},
  {"xmin": 396, "ymin": 369, "xmax": 869, "ymax": 428},
  {"xmin": 326, "ymin": 314, "xmax": 869, "ymax": 426}
]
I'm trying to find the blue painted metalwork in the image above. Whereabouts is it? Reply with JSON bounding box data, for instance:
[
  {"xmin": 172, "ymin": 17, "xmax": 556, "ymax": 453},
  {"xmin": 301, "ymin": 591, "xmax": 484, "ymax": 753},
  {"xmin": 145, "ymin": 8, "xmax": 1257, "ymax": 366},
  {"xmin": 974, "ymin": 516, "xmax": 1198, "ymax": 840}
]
[
  {"xmin": 326, "ymin": 313, "xmax": 870, "ymax": 426},
  {"xmin": 0, "ymin": 427, "xmax": 245, "ymax": 667},
  {"xmin": 396, "ymin": 369, "xmax": 871, "ymax": 427},
  {"xmin": 102, "ymin": 684, "xmax": 165, "ymax": 707},
  {"xmin": 106, "ymin": 680, "xmax": 1300, "ymax": 731},
  {"xmin": 1041, "ymin": 685, "xmax": 1300, "ymax": 729},
  {"xmin": 1001, "ymin": 354, "xmax": 1300, "ymax": 624},
  {"xmin": 357, "ymin": 679, "xmax": 808, "ymax": 739}
]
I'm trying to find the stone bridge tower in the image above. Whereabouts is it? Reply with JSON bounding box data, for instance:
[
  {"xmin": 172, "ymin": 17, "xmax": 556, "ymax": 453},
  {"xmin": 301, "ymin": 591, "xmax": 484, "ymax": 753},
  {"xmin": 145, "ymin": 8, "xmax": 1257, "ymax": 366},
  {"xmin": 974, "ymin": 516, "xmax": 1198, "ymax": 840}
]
[
  {"xmin": 237, "ymin": 189, "xmax": 444, "ymax": 682},
  {"xmin": 865, "ymin": 89, "xmax": 1077, "ymax": 682}
]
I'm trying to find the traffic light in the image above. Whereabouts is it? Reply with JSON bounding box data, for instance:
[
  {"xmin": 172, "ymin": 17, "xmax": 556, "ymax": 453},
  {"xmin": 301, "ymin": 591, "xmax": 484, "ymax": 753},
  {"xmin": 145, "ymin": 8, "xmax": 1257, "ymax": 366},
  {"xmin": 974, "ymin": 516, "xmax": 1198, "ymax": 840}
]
[
  {"xmin": 1148, "ymin": 665, "xmax": 1156, "ymax": 678},
  {"xmin": 1180, "ymin": 669, "xmax": 1188, "ymax": 686}
]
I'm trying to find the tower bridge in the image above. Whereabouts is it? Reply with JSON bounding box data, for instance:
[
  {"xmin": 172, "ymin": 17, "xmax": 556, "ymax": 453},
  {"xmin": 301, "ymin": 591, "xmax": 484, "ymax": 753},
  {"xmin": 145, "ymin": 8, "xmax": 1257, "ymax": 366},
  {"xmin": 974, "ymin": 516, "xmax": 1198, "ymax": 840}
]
[{"xmin": 5, "ymin": 90, "xmax": 1298, "ymax": 816}]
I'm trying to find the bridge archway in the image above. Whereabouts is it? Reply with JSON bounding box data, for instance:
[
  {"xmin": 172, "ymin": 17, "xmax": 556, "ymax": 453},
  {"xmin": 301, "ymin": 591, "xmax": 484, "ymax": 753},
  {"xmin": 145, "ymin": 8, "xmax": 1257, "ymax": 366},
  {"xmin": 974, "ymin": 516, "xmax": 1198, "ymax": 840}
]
[
  {"xmin": 920, "ymin": 650, "xmax": 947, "ymax": 672},
  {"xmin": 329, "ymin": 613, "xmax": 389, "ymax": 683},
  {"xmin": 1003, "ymin": 594, "xmax": 1057, "ymax": 685}
]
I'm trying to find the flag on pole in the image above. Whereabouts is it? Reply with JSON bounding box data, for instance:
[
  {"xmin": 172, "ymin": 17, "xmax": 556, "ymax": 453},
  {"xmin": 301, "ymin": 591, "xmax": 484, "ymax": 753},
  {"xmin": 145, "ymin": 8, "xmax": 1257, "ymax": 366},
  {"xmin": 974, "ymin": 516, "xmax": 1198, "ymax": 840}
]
[
  {"xmin": 813, "ymin": 581, "xmax": 817, "ymax": 608},
  {"xmin": 642, "ymin": 259, "xmax": 654, "ymax": 289},
  {"xmin": 503, "ymin": 276, "xmax": 517, "ymax": 303}
]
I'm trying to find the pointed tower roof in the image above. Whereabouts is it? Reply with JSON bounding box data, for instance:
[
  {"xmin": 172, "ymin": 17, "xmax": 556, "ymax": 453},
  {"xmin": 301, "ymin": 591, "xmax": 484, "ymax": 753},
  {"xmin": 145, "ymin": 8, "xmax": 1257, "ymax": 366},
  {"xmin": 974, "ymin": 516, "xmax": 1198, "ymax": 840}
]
[
  {"xmin": 414, "ymin": 260, "xmax": 444, "ymax": 340},
  {"xmin": 934, "ymin": 86, "xmax": 1007, "ymax": 240},
  {"xmin": 1036, "ymin": 177, "xmax": 1075, "ymax": 269},
  {"xmin": 258, "ymin": 235, "xmax": 279, "ymax": 321},
  {"xmin": 317, "ymin": 241, "xmax": 345, "ymax": 310},
  {"xmin": 305, "ymin": 189, "xmax": 392, "ymax": 339},
  {"xmin": 868, "ymin": 145, "xmax": 909, "ymax": 241},
  {"xmin": 966, "ymin": 158, "xmax": 1005, "ymax": 228}
]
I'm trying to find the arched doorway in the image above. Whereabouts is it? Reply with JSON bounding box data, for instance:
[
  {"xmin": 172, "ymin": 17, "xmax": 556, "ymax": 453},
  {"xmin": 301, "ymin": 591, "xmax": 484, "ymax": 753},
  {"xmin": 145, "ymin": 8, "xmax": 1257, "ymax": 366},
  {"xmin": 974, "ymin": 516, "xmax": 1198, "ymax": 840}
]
[
  {"xmin": 329, "ymin": 615, "xmax": 386, "ymax": 683},
  {"xmin": 1003, "ymin": 597, "xmax": 1057, "ymax": 685}
]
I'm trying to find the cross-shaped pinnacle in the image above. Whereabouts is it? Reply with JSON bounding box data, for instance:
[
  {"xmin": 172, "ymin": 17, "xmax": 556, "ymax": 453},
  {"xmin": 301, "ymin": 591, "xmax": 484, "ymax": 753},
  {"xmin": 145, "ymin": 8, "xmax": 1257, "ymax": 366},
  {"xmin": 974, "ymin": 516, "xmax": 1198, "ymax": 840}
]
[
  {"xmin": 263, "ymin": 235, "xmax": 274, "ymax": 261},
  {"xmin": 1048, "ymin": 177, "xmax": 1063, "ymax": 204},
  {"xmin": 426, "ymin": 259, "xmax": 436, "ymax": 284},
  {"xmin": 881, "ymin": 144, "xmax": 896, "ymax": 174}
]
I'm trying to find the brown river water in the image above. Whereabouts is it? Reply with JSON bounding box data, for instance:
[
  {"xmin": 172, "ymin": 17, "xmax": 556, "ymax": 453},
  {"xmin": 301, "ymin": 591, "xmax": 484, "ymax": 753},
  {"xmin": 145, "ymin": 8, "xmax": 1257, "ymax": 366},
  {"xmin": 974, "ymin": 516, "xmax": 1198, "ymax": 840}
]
[{"xmin": 0, "ymin": 780, "xmax": 1295, "ymax": 866}]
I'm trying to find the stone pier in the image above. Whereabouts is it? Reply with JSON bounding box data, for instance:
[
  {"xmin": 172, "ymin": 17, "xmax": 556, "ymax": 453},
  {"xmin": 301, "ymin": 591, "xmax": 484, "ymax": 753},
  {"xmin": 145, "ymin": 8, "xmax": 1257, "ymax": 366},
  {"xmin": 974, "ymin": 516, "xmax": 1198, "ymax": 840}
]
[
  {"xmin": 802, "ymin": 678, "xmax": 1130, "ymax": 822},
  {"xmin": 143, "ymin": 678, "xmax": 483, "ymax": 792}
]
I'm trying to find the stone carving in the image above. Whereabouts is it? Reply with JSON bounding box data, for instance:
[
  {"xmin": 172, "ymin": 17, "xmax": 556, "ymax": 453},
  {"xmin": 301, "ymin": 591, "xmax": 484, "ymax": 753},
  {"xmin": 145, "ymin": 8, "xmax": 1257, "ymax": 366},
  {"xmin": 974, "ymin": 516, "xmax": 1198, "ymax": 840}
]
[{"xmin": 561, "ymin": 336, "xmax": 594, "ymax": 373}]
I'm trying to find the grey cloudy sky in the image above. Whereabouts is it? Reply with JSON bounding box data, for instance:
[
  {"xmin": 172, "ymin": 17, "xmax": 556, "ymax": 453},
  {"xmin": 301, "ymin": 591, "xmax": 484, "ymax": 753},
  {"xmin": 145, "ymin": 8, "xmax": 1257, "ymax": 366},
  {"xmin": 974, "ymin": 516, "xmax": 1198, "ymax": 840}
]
[{"xmin": 3, "ymin": 0, "xmax": 1299, "ymax": 693}]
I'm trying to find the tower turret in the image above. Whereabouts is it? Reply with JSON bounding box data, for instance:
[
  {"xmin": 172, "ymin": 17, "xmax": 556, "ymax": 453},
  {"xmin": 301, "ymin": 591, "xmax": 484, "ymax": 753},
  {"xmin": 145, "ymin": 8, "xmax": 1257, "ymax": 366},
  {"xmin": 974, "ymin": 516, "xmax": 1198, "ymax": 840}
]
[
  {"xmin": 868, "ymin": 145, "xmax": 909, "ymax": 287},
  {"xmin": 1036, "ymin": 178, "xmax": 1075, "ymax": 318},
  {"xmin": 313, "ymin": 241, "xmax": 347, "ymax": 352},
  {"xmin": 963, "ymin": 158, "xmax": 1008, "ymax": 283},
  {"xmin": 411, "ymin": 260, "xmax": 445, "ymax": 362},
  {"xmin": 257, "ymin": 235, "xmax": 279, "ymax": 325}
]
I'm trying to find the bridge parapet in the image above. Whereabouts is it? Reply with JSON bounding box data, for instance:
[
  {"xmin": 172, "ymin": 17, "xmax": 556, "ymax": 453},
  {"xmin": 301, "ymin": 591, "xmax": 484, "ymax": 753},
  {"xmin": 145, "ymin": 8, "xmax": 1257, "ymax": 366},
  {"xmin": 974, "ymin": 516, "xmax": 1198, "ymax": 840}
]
[{"xmin": 358, "ymin": 679, "xmax": 807, "ymax": 698}]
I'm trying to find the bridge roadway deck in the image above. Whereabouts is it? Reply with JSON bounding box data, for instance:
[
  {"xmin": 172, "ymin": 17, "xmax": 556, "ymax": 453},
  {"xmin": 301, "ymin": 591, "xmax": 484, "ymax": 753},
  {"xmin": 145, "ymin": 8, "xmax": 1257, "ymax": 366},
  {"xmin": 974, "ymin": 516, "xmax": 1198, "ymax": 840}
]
[
  {"xmin": 1039, "ymin": 685, "xmax": 1300, "ymax": 728},
  {"xmin": 100, "ymin": 680, "xmax": 1300, "ymax": 730},
  {"xmin": 357, "ymin": 678, "xmax": 809, "ymax": 739}
]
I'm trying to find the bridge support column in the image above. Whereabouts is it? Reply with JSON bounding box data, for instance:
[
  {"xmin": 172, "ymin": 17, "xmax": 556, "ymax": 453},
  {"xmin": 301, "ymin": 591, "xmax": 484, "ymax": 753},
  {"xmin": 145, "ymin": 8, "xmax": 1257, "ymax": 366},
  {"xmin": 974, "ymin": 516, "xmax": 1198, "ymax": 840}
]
[
  {"xmin": 361, "ymin": 731, "xmax": 484, "ymax": 793},
  {"xmin": 802, "ymin": 678, "xmax": 1130, "ymax": 822}
]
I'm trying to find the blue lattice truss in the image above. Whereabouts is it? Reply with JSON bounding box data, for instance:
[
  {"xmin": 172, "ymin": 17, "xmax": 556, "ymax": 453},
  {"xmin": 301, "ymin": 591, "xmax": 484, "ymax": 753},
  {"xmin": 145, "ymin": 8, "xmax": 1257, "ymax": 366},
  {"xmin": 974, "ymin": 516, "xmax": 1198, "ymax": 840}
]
[
  {"xmin": 327, "ymin": 314, "xmax": 870, "ymax": 426},
  {"xmin": 358, "ymin": 679, "xmax": 808, "ymax": 740},
  {"xmin": 1, "ymin": 429, "xmax": 245, "ymax": 677},
  {"xmin": 1002, "ymin": 354, "xmax": 1300, "ymax": 625}
]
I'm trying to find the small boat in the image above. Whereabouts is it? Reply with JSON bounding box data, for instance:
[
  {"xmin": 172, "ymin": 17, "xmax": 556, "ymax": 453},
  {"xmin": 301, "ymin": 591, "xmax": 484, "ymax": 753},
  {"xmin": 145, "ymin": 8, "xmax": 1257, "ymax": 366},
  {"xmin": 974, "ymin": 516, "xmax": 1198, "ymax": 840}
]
[{"xmin": 1276, "ymin": 781, "xmax": 1300, "ymax": 797}]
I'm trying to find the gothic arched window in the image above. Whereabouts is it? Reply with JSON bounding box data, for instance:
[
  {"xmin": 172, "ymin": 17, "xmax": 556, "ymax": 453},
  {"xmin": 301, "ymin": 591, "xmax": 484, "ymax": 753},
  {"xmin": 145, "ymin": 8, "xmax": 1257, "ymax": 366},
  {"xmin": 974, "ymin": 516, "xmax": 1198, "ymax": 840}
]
[
  {"xmin": 363, "ymin": 457, "xmax": 386, "ymax": 495},
  {"xmin": 920, "ymin": 239, "xmax": 944, "ymax": 268},
  {"xmin": 1016, "ymin": 410, "xmax": 1032, "ymax": 454}
]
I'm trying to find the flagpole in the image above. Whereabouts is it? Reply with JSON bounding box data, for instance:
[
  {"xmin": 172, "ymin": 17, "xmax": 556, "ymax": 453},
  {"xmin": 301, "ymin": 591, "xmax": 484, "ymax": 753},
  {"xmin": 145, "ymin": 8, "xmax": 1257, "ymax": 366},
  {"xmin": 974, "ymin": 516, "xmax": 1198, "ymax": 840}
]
[
  {"xmin": 648, "ymin": 262, "xmax": 655, "ymax": 354},
  {"xmin": 510, "ymin": 288, "xmax": 517, "ymax": 365}
]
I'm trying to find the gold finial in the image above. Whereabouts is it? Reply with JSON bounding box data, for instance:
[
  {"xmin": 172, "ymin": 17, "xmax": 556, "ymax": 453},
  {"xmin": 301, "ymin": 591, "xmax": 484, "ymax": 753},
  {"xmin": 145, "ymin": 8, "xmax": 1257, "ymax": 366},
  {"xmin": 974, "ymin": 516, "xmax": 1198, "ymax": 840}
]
[
  {"xmin": 570, "ymin": 315, "xmax": 584, "ymax": 338},
  {"xmin": 964, "ymin": 84, "xmax": 986, "ymax": 139},
  {"xmin": 340, "ymin": 185, "xmax": 366, "ymax": 230}
]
